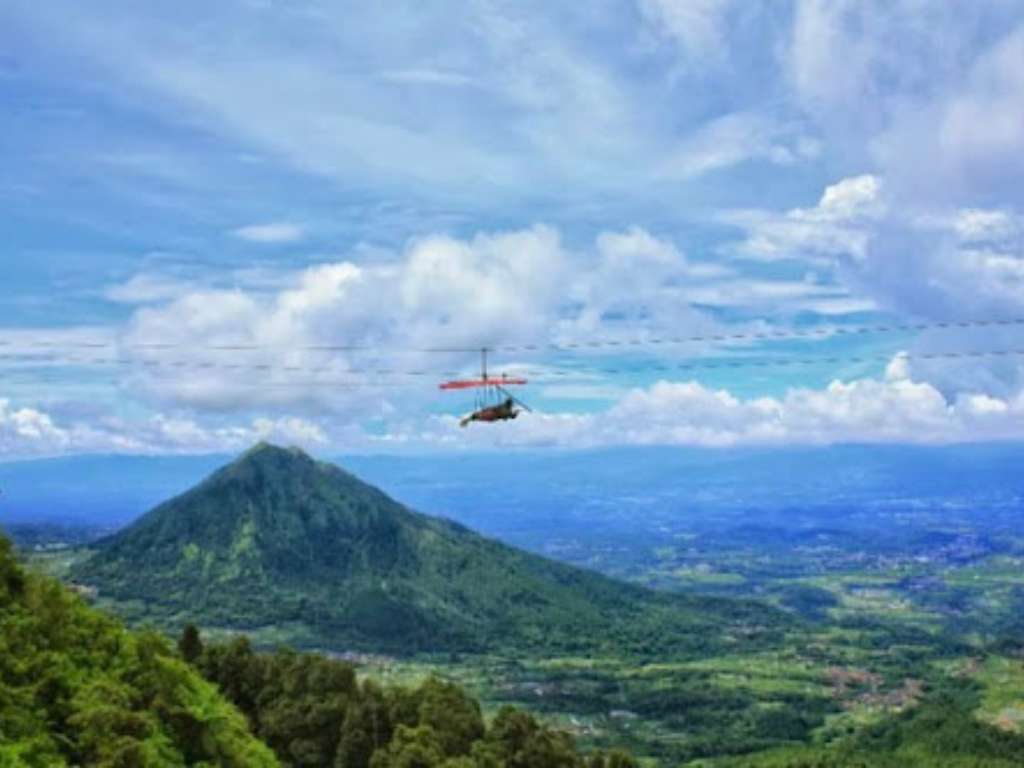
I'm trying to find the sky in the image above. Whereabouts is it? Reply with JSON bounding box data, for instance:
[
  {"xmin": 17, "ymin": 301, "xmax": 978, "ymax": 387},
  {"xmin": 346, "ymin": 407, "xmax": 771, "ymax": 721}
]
[{"xmin": 2, "ymin": 0, "xmax": 1024, "ymax": 458}]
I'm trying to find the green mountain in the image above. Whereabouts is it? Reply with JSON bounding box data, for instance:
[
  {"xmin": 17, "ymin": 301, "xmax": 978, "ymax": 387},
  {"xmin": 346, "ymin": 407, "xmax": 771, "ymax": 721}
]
[
  {"xmin": 72, "ymin": 443, "xmax": 785, "ymax": 655},
  {"xmin": 0, "ymin": 534, "xmax": 278, "ymax": 766}
]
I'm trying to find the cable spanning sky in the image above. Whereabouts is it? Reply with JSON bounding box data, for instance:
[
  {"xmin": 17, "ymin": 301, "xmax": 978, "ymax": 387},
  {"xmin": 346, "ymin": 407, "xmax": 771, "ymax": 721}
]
[{"xmin": 2, "ymin": 1, "xmax": 1024, "ymax": 457}]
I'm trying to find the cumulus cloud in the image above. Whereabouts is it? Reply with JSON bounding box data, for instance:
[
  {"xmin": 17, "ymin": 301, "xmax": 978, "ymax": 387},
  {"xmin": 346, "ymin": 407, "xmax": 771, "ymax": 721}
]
[
  {"xmin": 232, "ymin": 222, "xmax": 305, "ymax": 244},
  {"xmin": 0, "ymin": 399, "xmax": 70, "ymax": 456},
  {"xmin": 8, "ymin": 353, "xmax": 1024, "ymax": 456},
  {"xmin": 724, "ymin": 174, "xmax": 884, "ymax": 263},
  {"xmin": 844, "ymin": 202, "xmax": 1024, "ymax": 321},
  {"xmin": 573, "ymin": 226, "xmax": 729, "ymax": 329},
  {"xmin": 723, "ymin": 172, "xmax": 1024, "ymax": 327},
  {"xmin": 0, "ymin": 397, "xmax": 326, "ymax": 459},
  {"xmin": 768, "ymin": 2, "xmax": 1024, "ymax": 334},
  {"xmin": 132, "ymin": 414, "xmax": 326, "ymax": 452},
  {"xmin": 116, "ymin": 225, "xmax": 736, "ymax": 410},
  {"xmin": 409, "ymin": 357, "xmax": 1024, "ymax": 450}
]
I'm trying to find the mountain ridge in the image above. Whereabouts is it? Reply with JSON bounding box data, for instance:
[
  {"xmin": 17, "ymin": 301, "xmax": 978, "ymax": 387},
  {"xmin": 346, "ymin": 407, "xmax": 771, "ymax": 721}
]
[{"xmin": 72, "ymin": 443, "xmax": 786, "ymax": 656}]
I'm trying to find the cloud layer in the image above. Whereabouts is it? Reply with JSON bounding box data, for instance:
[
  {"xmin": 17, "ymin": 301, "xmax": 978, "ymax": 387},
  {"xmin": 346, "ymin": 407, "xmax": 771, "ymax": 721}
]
[
  {"xmin": 0, "ymin": 397, "xmax": 325, "ymax": 459},
  {"xmin": 8, "ymin": 353, "xmax": 1024, "ymax": 459},
  {"xmin": 3, "ymin": 2, "xmax": 1024, "ymax": 457},
  {"xmin": 417, "ymin": 355, "xmax": 1024, "ymax": 450},
  {"xmin": 114, "ymin": 225, "xmax": 745, "ymax": 410}
]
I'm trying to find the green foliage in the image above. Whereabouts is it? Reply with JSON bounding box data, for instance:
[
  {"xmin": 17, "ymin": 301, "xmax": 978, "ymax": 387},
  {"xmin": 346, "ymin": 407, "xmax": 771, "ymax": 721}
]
[
  {"xmin": 196, "ymin": 636, "xmax": 632, "ymax": 768},
  {"xmin": 179, "ymin": 623, "xmax": 203, "ymax": 664},
  {"xmin": 0, "ymin": 533, "xmax": 279, "ymax": 767},
  {"xmin": 481, "ymin": 706, "xmax": 583, "ymax": 768},
  {"xmin": 714, "ymin": 683, "xmax": 1024, "ymax": 768},
  {"xmin": 370, "ymin": 725, "xmax": 446, "ymax": 768},
  {"xmin": 336, "ymin": 682, "xmax": 393, "ymax": 768},
  {"xmin": 6, "ymin": 533, "xmax": 619, "ymax": 768},
  {"xmin": 71, "ymin": 444, "xmax": 788, "ymax": 658},
  {"xmin": 414, "ymin": 679, "xmax": 485, "ymax": 756}
]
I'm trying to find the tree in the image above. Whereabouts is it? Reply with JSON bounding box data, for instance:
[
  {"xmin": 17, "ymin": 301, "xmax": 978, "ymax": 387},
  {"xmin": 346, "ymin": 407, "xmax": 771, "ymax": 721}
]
[
  {"xmin": 485, "ymin": 706, "xmax": 583, "ymax": 768},
  {"xmin": 369, "ymin": 724, "xmax": 445, "ymax": 768},
  {"xmin": 337, "ymin": 682, "xmax": 393, "ymax": 768},
  {"xmin": 178, "ymin": 623, "xmax": 203, "ymax": 664},
  {"xmin": 416, "ymin": 678, "xmax": 485, "ymax": 758}
]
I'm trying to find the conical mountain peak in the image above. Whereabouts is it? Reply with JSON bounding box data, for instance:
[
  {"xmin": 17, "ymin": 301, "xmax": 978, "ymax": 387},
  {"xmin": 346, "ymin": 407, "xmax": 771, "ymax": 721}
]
[
  {"xmin": 72, "ymin": 447, "xmax": 783, "ymax": 655},
  {"xmin": 212, "ymin": 441, "xmax": 333, "ymax": 491},
  {"xmin": 234, "ymin": 441, "xmax": 317, "ymax": 468}
]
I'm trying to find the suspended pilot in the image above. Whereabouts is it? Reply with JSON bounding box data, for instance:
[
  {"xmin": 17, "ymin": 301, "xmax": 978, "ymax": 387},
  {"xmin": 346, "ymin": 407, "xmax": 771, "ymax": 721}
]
[{"xmin": 460, "ymin": 396, "xmax": 519, "ymax": 427}]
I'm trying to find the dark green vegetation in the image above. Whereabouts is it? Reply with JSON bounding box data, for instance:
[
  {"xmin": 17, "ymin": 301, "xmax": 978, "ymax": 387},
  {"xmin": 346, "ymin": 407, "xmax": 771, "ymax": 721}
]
[
  {"xmin": 712, "ymin": 680, "xmax": 1024, "ymax": 767},
  {"xmin": 70, "ymin": 443, "xmax": 783, "ymax": 657},
  {"xmin": 0, "ymin": 534, "xmax": 279, "ymax": 766},
  {"xmin": 0, "ymin": 530, "xmax": 631, "ymax": 767},
  {"xmin": 190, "ymin": 628, "xmax": 636, "ymax": 768}
]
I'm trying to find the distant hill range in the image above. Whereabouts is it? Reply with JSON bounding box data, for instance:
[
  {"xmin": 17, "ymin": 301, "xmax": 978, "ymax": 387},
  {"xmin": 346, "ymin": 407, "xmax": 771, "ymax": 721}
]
[{"xmin": 71, "ymin": 443, "xmax": 783, "ymax": 655}]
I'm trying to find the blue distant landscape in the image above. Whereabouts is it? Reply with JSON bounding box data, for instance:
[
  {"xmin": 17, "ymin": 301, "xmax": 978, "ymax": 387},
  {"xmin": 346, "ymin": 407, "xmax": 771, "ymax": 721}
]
[{"xmin": 4, "ymin": 443, "xmax": 1021, "ymax": 559}]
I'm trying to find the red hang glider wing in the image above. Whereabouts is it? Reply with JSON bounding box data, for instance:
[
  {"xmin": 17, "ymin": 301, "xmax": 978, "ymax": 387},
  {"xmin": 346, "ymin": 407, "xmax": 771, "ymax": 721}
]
[{"xmin": 439, "ymin": 376, "xmax": 528, "ymax": 390}]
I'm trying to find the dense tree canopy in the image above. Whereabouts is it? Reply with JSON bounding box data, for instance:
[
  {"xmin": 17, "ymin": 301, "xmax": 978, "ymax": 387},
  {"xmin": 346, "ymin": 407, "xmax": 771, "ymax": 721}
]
[
  {"xmin": 193, "ymin": 632, "xmax": 637, "ymax": 768},
  {"xmin": 714, "ymin": 684, "xmax": 1024, "ymax": 768},
  {"xmin": 1, "ymin": 532, "xmax": 634, "ymax": 767},
  {"xmin": 0, "ymin": 535, "xmax": 278, "ymax": 767}
]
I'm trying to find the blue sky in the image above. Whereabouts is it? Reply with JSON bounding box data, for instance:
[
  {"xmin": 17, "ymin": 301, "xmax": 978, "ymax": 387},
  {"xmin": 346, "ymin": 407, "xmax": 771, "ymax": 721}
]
[{"xmin": 2, "ymin": 0, "xmax": 1024, "ymax": 457}]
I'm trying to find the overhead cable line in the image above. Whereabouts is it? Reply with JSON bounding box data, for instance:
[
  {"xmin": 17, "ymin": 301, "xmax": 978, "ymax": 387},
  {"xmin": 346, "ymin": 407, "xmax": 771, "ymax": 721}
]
[
  {"xmin": 0, "ymin": 316, "xmax": 1021, "ymax": 356},
  {"xmin": 4, "ymin": 348, "xmax": 1024, "ymax": 387},
  {"xmin": 469, "ymin": 317, "xmax": 1024, "ymax": 353}
]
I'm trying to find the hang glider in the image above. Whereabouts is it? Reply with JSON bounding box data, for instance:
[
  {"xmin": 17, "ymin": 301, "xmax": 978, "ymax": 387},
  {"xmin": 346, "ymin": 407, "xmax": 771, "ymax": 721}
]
[{"xmin": 439, "ymin": 349, "xmax": 532, "ymax": 427}]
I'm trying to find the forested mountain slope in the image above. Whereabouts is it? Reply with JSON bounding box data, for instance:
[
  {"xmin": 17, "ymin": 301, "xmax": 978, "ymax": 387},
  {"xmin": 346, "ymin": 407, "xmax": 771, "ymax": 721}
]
[{"xmin": 72, "ymin": 443, "xmax": 785, "ymax": 656}]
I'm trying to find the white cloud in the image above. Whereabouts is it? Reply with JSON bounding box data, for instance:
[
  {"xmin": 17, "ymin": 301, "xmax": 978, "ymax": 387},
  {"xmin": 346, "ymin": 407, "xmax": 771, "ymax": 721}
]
[
  {"xmin": 723, "ymin": 174, "xmax": 1024, "ymax": 325},
  {"xmin": 116, "ymin": 225, "xmax": 735, "ymax": 410},
  {"xmin": 775, "ymin": 3, "xmax": 1024, "ymax": 328},
  {"xmin": 724, "ymin": 174, "xmax": 884, "ymax": 262},
  {"xmin": 105, "ymin": 273, "xmax": 196, "ymax": 304},
  {"xmin": 638, "ymin": 0, "xmax": 735, "ymax": 59},
  {"xmin": 816, "ymin": 175, "xmax": 884, "ymax": 220},
  {"xmin": 885, "ymin": 352, "xmax": 911, "ymax": 382},
  {"xmin": 786, "ymin": 1, "xmax": 1024, "ymax": 206},
  {"xmin": 0, "ymin": 399, "xmax": 70, "ymax": 456},
  {"xmin": 232, "ymin": 222, "xmax": 305, "ymax": 244},
  {"xmin": 409, "ymin": 356, "xmax": 1024, "ymax": 449},
  {"xmin": 8, "ymin": 354, "xmax": 1024, "ymax": 457},
  {"xmin": 0, "ymin": 397, "xmax": 326, "ymax": 459},
  {"xmin": 661, "ymin": 111, "xmax": 820, "ymax": 180},
  {"xmin": 849, "ymin": 202, "xmax": 1024, "ymax": 320},
  {"xmin": 133, "ymin": 414, "xmax": 325, "ymax": 452},
  {"xmin": 574, "ymin": 226, "xmax": 729, "ymax": 330},
  {"xmin": 880, "ymin": 24, "xmax": 1024, "ymax": 205},
  {"xmin": 952, "ymin": 209, "xmax": 1020, "ymax": 244},
  {"xmin": 686, "ymin": 276, "xmax": 874, "ymax": 315}
]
